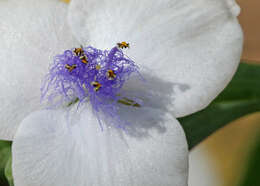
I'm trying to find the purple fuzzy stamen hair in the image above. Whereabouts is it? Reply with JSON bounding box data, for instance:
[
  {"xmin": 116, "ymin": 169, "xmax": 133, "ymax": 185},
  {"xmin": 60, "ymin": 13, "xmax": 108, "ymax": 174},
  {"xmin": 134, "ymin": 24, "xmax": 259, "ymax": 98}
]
[{"xmin": 41, "ymin": 44, "xmax": 140, "ymax": 129}]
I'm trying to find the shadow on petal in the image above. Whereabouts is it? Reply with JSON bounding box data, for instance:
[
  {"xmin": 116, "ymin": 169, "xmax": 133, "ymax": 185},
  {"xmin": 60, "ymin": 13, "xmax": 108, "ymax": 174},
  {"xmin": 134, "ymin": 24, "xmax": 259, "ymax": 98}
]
[
  {"xmin": 122, "ymin": 72, "xmax": 190, "ymax": 113},
  {"xmin": 98, "ymin": 73, "xmax": 190, "ymax": 140}
]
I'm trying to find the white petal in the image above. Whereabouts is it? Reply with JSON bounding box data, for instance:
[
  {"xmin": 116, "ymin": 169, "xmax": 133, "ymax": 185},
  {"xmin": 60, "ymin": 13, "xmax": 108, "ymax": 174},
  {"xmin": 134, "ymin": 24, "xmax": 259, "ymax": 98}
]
[
  {"xmin": 0, "ymin": 0, "xmax": 79, "ymax": 140},
  {"xmin": 68, "ymin": 0, "xmax": 243, "ymax": 117},
  {"xmin": 12, "ymin": 106, "xmax": 188, "ymax": 186}
]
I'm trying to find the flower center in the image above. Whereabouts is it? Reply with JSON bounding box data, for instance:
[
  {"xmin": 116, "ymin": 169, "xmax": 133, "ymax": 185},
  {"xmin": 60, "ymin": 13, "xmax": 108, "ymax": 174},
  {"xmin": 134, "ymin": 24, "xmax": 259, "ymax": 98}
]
[{"xmin": 41, "ymin": 42, "xmax": 141, "ymax": 128}]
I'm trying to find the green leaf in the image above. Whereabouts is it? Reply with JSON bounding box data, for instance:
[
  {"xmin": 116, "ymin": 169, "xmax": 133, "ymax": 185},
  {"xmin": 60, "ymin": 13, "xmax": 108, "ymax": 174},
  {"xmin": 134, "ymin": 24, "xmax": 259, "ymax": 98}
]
[
  {"xmin": 238, "ymin": 130, "xmax": 260, "ymax": 186},
  {"xmin": 179, "ymin": 63, "xmax": 260, "ymax": 150},
  {"xmin": 0, "ymin": 141, "xmax": 11, "ymax": 149},
  {"xmin": 4, "ymin": 156, "xmax": 13, "ymax": 186},
  {"xmin": 0, "ymin": 141, "xmax": 11, "ymax": 186}
]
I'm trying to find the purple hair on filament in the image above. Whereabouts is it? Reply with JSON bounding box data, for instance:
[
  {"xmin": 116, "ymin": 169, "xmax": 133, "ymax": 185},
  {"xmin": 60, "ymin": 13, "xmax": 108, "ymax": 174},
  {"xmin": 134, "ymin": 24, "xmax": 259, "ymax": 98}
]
[{"xmin": 41, "ymin": 45, "xmax": 141, "ymax": 129}]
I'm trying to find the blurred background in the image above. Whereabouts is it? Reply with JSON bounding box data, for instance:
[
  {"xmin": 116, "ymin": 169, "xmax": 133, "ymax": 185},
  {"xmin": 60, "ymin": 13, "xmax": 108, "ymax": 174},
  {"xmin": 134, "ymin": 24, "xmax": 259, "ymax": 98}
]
[{"xmin": 189, "ymin": 1, "xmax": 260, "ymax": 186}]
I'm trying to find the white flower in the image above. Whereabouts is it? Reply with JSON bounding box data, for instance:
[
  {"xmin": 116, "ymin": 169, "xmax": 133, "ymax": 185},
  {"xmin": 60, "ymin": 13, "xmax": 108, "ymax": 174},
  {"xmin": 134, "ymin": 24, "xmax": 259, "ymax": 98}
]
[{"xmin": 0, "ymin": 0, "xmax": 243, "ymax": 186}]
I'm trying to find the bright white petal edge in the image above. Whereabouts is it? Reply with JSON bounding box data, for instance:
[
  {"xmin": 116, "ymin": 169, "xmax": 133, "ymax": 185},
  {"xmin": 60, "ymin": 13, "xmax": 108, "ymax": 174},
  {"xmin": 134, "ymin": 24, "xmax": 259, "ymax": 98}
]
[
  {"xmin": 13, "ymin": 106, "xmax": 188, "ymax": 186},
  {"xmin": 68, "ymin": 0, "xmax": 243, "ymax": 117},
  {"xmin": 0, "ymin": 0, "xmax": 78, "ymax": 140}
]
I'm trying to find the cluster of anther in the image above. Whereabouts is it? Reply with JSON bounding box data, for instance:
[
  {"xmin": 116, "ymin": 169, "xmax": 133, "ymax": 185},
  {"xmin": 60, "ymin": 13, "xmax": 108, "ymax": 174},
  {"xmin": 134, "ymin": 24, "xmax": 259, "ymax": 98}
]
[{"xmin": 41, "ymin": 42, "xmax": 139, "ymax": 127}]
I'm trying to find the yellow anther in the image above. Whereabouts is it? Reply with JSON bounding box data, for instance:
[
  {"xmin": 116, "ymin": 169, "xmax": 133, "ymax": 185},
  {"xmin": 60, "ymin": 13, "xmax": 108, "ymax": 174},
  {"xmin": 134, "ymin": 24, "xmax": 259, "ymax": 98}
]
[
  {"xmin": 106, "ymin": 70, "xmax": 116, "ymax": 80},
  {"xmin": 73, "ymin": 47, "xmax": 84, "ymax": 56},
  {"xmin": 80, "ymin": 55, "xmax": 88, "ymax": 64},
  {"xmin": 117, "ymin": 41, "xmax": 130, "ymax": 49},
  {"xmin": 91, "ymin": 81, "xmax": 102, "ymax": 91},
  {"xmin": 65, "ymin": 64, "xmax": 77, "ymax": 72},
  {"xmin": 96, "ymin": 65, "xmax": 101, "ymax": 70}
]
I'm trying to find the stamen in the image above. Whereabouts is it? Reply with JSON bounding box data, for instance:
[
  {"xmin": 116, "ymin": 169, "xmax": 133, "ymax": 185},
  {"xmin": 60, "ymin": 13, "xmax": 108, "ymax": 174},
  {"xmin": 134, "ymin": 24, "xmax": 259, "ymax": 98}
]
[
  {"xmin": 106, "ymin": 69, "xmax": 116, "ymax": 80},
  {"xmin": 118, "ymin": 97, "xmax": 141, "ymax": 107},
  {"xmin": 73, "ymin": 47, "xmax": 84, "ymax": 56},
  {"xmin": 41, "ymin": 42, "xmax": 142, "ymax": 129},
  {"xmin": 65, "ymin": 64, "xmax": 77, "ymax": 72},
  {"xmin": 67, "ymin": 97, "xmax": 79, "ymax": 107},
  {"xmin": 96, "ymin": 65, "xmax": 101, "ymax": 70},
  {"xmin": 117, "ymin": 41, "xmax": 130, "ymax": 49},
  {"xmin": 80, "ymin": 55, "xmax": 88, "ymax": 64},
  {"xmin": 91, "ymin": 81, "xmax": 102, "ymax": 91}
]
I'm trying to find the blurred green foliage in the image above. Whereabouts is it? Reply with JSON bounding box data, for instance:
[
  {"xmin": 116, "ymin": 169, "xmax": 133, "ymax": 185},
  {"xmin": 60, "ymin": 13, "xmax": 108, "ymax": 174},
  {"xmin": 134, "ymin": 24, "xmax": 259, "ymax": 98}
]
[
  {"xmin": 238, "ymin": 130, "xmax": 260, "ymax": 186},
  {"xmin": 180, "ymin": 63, "xmax": 260, "ymax": 150},
  {"xmin": 5, "ymin": 156, "xmax": 13, "ymax": 186},
  {"xmin": 0, "ymin": 141, "xmax": 11, "ymax": 186}
]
